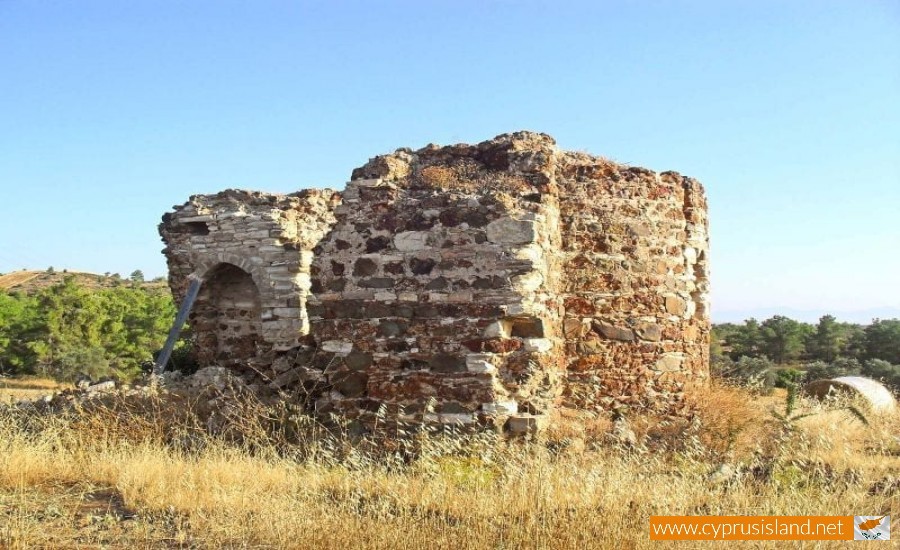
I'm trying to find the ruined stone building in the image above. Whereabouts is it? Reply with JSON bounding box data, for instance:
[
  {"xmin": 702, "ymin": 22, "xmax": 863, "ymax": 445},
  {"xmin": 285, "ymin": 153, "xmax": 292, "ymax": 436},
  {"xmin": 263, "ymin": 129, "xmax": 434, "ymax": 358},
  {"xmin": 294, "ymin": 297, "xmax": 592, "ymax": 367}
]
[{"xmin": 159, "ymin": 132, "xmax": 710, "ymax": 432}]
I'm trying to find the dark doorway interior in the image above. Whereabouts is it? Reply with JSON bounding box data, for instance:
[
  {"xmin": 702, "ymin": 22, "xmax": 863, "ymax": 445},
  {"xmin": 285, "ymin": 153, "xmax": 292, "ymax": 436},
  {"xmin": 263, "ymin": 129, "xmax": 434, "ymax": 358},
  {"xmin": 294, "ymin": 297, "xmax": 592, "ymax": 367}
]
[{"xmin": 191, "ymin": 263, "xmax": 262, "ymax": 367}]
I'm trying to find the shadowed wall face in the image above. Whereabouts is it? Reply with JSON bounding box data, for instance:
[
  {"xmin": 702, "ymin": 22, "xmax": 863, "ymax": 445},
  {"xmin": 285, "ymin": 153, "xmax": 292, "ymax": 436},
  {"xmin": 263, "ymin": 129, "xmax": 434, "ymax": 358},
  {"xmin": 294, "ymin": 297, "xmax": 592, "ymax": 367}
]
[{"xmin": 192, "ymin": 263, "xmax": 262, "ymax": 367}]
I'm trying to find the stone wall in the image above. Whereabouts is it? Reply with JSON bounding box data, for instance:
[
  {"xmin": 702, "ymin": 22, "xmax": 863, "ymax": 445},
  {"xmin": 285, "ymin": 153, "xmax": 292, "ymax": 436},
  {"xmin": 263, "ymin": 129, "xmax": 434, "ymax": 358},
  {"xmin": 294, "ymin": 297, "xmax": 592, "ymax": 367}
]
[
  {"xmin": 159, "ymin": 132, "xmax": 709, "ymax": 431},
  {"xmin": 554, "ymin": 154, "xmax": 710, "ymax": 414},
  {"xmin": 159, "ymin": 189, "xmax": 339, "ymax": 374}
]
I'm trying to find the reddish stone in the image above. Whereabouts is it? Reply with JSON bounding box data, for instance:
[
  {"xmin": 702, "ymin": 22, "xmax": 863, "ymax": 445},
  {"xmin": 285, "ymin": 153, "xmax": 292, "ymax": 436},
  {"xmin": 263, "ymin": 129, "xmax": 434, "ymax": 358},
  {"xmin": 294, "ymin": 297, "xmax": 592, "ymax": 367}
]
[{"xmin": 462, "ymin": 338, "xmax": 523, "ymax": 353}]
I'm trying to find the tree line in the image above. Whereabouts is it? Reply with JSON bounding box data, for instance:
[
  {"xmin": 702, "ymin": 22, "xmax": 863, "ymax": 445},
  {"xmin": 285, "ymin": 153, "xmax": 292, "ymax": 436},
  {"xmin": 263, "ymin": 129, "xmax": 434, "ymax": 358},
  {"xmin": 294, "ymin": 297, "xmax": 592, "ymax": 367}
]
[
  {"xmin": 3, "ymin": 273, "xmax": 899, "ymax": 393},
  {"xmin": 712, "ymin": 315, "xmax": 900, "ymax": 391},
  {"xmin": 0, "ymin": 274, "xmax": 176, "ymax": 381}
]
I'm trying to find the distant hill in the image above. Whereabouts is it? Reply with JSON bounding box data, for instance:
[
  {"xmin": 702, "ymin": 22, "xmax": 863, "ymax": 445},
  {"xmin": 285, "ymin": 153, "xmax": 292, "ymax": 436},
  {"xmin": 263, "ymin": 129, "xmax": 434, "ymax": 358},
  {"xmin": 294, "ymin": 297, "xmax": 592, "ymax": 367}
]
[{"xmin": 0, "ymin": 270, "xmax": 168, "ymax": 294}]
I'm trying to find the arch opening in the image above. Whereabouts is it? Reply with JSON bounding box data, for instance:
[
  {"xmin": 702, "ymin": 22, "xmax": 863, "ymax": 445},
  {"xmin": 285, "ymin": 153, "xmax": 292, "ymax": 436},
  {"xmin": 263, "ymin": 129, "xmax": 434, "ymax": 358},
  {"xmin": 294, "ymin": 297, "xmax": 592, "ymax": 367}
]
[{"xmin": 191, "ymin": 263, "xmax": 262, "ymax": 367}]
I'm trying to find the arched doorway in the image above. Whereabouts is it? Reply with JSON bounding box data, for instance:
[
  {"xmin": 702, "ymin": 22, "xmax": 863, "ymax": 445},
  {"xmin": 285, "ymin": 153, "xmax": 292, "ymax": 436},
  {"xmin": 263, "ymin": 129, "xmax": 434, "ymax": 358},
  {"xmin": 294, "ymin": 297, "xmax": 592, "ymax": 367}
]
[{"xmin": 191, "ymin": 263, "xmax": 262, "ymax": 367}]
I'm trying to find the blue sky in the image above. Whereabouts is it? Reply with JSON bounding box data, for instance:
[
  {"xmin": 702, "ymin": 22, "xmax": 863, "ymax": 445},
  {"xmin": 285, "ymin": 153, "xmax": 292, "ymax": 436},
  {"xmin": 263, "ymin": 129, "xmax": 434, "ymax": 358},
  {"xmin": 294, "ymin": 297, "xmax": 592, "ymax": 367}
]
[{"xmin": 0, "ymin": 0, "xmax": 897, "ymax": 322}]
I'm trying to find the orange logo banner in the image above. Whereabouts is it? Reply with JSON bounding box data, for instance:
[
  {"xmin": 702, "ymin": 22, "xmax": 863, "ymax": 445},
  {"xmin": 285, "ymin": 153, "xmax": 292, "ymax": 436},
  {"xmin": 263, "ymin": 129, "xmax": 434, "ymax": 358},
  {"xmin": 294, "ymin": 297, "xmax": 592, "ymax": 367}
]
[{"xmin": 650, "ymin": 516, "xmax": 856, "ymax": 541}]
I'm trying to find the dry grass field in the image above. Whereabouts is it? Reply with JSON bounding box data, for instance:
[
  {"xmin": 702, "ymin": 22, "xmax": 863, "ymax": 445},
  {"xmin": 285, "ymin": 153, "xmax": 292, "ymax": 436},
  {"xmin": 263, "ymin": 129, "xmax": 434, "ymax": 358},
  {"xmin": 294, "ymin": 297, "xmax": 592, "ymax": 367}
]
[
  {"xmin": 0, "ymin": 271, "xmax": 42, "ymax": 291},
  {"xmin": 0, "ymin": 377, "xmax": 69, "ymax": 404},
  {"xmin": 1, "ymin": 383, "xmax": 897, "ymax": 549}
]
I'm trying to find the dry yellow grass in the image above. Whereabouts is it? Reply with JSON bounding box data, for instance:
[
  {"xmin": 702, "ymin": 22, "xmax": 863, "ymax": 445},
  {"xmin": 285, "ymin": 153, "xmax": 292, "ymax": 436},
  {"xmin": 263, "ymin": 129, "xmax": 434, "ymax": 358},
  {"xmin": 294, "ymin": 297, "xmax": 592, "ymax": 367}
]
[
  {"xmin": 0, "ymin": 377, "xmax": 68, "ymax": 404},
  {"xmin": 1, "ymin": 382, "xmax": 897, "ymax": 549},
  {"xmin": 0, "ymin": 271, "xmax": 41, "ymax": 290},
  {"xmin": 0, "ymin": 377, "xmax": 66, "ymax": 390}
]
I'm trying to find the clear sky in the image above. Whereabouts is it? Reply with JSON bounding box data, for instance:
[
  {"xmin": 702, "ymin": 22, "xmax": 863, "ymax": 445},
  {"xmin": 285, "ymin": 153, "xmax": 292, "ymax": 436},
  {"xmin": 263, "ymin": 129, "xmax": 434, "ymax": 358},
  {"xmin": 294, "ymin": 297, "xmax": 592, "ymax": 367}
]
[{"xmin": 1, "ymin": 0, "xmax": 897, "ymax": 322}]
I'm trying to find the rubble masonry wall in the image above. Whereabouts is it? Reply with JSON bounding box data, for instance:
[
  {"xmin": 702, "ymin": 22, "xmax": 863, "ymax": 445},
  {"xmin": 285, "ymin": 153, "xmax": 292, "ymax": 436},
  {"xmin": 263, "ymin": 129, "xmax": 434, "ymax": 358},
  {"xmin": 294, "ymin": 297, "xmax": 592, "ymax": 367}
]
[{"xmin": 159, "ymin": 132, "xmax": 709, "ymax": 432}]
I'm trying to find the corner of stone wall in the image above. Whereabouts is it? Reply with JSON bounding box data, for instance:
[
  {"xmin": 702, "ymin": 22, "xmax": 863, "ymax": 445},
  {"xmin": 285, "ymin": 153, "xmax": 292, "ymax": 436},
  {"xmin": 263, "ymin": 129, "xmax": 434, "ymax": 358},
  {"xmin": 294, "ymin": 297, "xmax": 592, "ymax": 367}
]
[
  {"xmin": 556, "ymin": 158, "xmax": 711, "ymax": 416},
  {"xmin": 159, "ymin": 188, "xmax": 341, "ymax": 379}
]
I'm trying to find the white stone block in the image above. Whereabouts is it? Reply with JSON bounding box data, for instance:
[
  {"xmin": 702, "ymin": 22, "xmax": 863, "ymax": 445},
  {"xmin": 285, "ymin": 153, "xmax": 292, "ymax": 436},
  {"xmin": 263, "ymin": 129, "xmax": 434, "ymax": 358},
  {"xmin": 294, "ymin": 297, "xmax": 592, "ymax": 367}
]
[
  {"xmin": 394, "ymin": 231, "xmax": 430, "ymax": 251},
  {"xmin": 511, "ymin": 271, "xmax": 543, "ymax": 292},
  {"xmin": 447, "ymin": 290, "xmax": 473, "ymax": 303},
  {"xmin": 524, "ymin": 338, "xmax": 553, "ymax": 352},
  {"xmin": 466, "ymin": 354, "xmax": 496, "ymax": 373},
  {"xmin": 683, "ymin": 246, "xmax": 697, "ymax": 263},
  {"xmin": 486, "ymin": 218, "xmax": 537, "ymax": 244},
  {"xmin": 321, "ymin": 340, "xmax": 352, "ymax": 355},
  {"xmin": 482, "ymin": 401, "xmax": 518, "ymax": 415},
  {"xmin": 375, "ymin": 254, "xmax": 404, "ymax": 262},
  {"xmin": 483, "ymin": 321, "xmax": 509, "ymax": 338},
  {"xmin": 505, "ymin": 303, "xmax": 526, "ymax": 316},
  {"xmin": 685, "ymin": 300, "xmax": 696, "ymax": 318},
  {"xmin": 217, "ymin": 210, "xmax": 249, "ymax": 220},
  {"xmin": 514, "ymin": 244, "xmax": 544, "ymax": 263},
  {"xmin": 179, "ymin": 215, "xmax": 214, "ymax": 223},
  {"xmin": 267, "ymin": 273, "xmax": 299, "ymax": 282},
  {"xmin": 439, "ymin": 413, "xmax": 475, "ymax": 425},
  {"xmin": 272, "ymin": 281, "xmax": 297, "ymax": 290},
  {"xmin": 350, "ymin": 178, "xmax": 383, "ymax": 187},
  {"xmin": 655, "ymin": 352, "xmax": 685, "ymax": 372}
]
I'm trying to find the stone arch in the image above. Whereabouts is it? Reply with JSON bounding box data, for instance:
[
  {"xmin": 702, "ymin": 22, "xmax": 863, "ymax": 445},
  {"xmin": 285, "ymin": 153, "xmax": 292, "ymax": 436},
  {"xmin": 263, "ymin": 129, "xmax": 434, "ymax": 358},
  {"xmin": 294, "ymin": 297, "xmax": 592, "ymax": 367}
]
[
  {"xmin": 189, "ymin": 250, "xmax": 308, "ymax": 351},
  {"xmin": 190, "ymin": 252, "xmax": 274, "ymax": 302},
  {"xmin": 191, "ymin": 262, "xmax": 262, "ymax": 367}
]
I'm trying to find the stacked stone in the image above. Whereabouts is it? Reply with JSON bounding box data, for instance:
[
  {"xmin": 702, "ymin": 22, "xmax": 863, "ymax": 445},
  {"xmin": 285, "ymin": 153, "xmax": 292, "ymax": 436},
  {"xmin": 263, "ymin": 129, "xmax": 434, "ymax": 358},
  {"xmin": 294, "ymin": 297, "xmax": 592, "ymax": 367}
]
[
  {"xmin": 158, "ymin": 132, "xmax": 710, "ymax": 433},
  {"xmin": 554, "ymin": 155, "xmax": 710, "ymax": 412},
  {"xmin": 159, "ymin": 189, "xmax": 339, "ymax": 372},
  {"xmin": 306, "ymin": 135, "xmax": 566, "ymax": 431}
]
